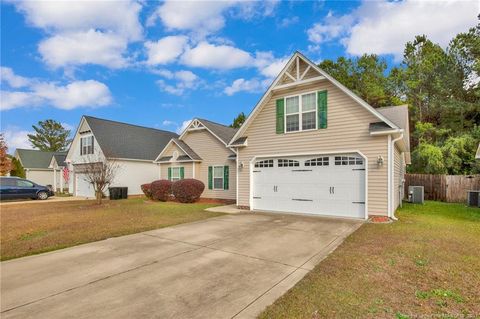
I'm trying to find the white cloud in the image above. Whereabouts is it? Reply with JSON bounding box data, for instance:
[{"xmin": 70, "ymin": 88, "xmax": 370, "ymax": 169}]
[
  {"xmin": 1, "ymin": 67, "xmax": 31, "ymax": 88},
  {"xmin": 224, "ymin": 78, "xmax": 269, "ymax": 96},
  {"xmin": 147, "ymin": 1, "xmax": 279, "ymax": 37},
  {"xmin": 156, "ymin": 70, "xmax": 200, "ymax": 95},
  {"xmin": 176, "ymin": 120, "xmax": 192, "ymax": 134},
  {"xmin": 147, "ymin": 1, "xmax": 234, "ymax": 35},
  {"xmin": 278, "ymin": 16, "xmax": 299, "ymax": 28},
  {"xmin": 181, "ymin": 42, "xmax": 253, "ymax": 70},
  {"xmin": 32, "ymin": 80, "xmax": 112, "ymax": 110},
  {"xmin": 38, "ymin": 30, "xmax": 128, "ymax": 69},
  {"xmin": 0, "ymin": 91, "xmax": 38, "ymax": 111},
  {"xmin": 145, "ymin": 36, "xmax": 188, "ymax": 65},
  {"xmin": 162, "ymin": 120, "xmax": 176, "ymax": 126},
  {"xmin": 11, "ymin": 0, "xmax": 142, "ymax": 69},
  {"xmin": 307, "ymin": 0, "xmax": 478, "ymax": 59},
  {"xmin": 0, "ymin": 68, "xmax": 112, "ymax": 111},
  {"xmin": 254, "ymin": 51, "xmax": 289, "ymax": 78},
  {"xmin": 11, "ymin": 0, "xmax": 142, "ymax": 41},
  {"xmin": 2, "ymin": 127, "xmax": 33, "ymax": 151}
]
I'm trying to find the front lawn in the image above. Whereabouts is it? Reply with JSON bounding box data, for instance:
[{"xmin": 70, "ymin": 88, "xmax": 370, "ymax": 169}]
[
  {"xmin": 260, "ymin": 201, "xmax": 480, "ymax": 318},
  {"xmin": 0, "ymin": 198, "xmax": 222, "ymax": 261}
]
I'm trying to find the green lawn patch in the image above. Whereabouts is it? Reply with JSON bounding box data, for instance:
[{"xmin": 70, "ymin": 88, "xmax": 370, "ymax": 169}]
[{"xmin": 259, "ymin": 201, "xmax": 480, "ymax": 318}]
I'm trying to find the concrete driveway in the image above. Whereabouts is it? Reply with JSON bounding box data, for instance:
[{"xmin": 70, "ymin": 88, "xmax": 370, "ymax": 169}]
[{"xmin": 1, "ymin": 212, "xmax": 362, "ymax": 319}]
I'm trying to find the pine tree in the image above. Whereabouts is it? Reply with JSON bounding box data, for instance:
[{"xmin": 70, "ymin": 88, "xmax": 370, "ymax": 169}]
[{"xmin": 27, "ymin": 120, "xmax": 72, "ymax": 151}]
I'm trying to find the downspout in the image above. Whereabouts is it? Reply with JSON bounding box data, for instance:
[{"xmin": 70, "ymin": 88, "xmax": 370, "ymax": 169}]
[{"xmin": 390, "ymin": 133, "xmax": 404, "ymax": 221}]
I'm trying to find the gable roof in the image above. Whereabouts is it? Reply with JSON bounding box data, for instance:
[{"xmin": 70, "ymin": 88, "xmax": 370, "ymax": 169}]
[
  {"xmin": 229, "ymin": 51, "xmax": 400, "ymax": 145},
  {"xmin": 83, "ymin": 116, "xmax": 178, "ymax": 161},
  {"xmin": 15, "ymin": 149, "xmax": 67, "ymax": 169},
  {"xmin": 195, "ymin": 118, "xmax": 238, "ymax": 145},
  {"xmin": 377, "ymin": 105, "xmax": 410, "ymax": 150},
  {"xmin": 154, "ymin": 138, "xmax": 202, "ymax": 162},
  {"xmin": 52, "ymin": 154, "xmax": 67, "ymax": 167}
]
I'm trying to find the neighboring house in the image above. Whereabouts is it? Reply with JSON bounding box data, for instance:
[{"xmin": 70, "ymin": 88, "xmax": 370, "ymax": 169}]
[
  {"xmin": 154, "ymin": 118, "xmax": 237, "ymax": 201},
  {"xmin": 228, "ymin": 52, "xmax": 411, "ymax": 220},
  {"xmin": 65, "ymin": 116, "xmax": 177, "ymax": 198},
  {"xmin": 48, "ymin": 153, "xmax": 68, "ymax": 192},
  {"xmin": 14, "ymin": 149, "xmax": 67, "ymax": 188}
]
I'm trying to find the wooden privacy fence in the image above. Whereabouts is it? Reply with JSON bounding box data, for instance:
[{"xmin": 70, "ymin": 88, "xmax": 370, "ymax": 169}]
[{"xmin": 405, "ymin": 174, "xmax": 480, "ymax": 203}]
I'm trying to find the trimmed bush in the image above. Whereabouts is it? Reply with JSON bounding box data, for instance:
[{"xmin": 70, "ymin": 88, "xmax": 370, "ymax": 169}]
[
  {"xmin": 140, "ymin": 183, "xmax": 152, "ymax": 199},
  {"xmin": 172, "ymin": 179, "xmax": 205, "ymax": 203},
  {"xmin": 151, "ymin": 180, "xmax": 172, "ymax": 202}
]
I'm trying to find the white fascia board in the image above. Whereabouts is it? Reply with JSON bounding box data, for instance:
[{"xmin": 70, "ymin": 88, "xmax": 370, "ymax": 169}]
[{"xmin": 154, "ymin": 139, "xmax": 176, "ymax": 163}]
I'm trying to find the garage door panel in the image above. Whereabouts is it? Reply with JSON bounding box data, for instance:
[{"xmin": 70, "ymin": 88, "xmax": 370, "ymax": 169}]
[{"xmin": 252, "ymin": 154, "xmax": 365, "ymax": 219}]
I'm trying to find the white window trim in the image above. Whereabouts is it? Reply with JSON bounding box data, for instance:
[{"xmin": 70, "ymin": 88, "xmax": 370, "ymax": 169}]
[
  {"xmin": 212, "ymin": 165, "xmax": 224, "ymax": 190},
  {"xmin": 170, "ymin": 166, "xmax": 182, "ymax": 182},
  {"xmin": 80, "ymin": 134, "xmax": 94, "ymax": 156},
  {"xmin": 284, "ymin": 90, "xmax": 317, "ymax": 134}
]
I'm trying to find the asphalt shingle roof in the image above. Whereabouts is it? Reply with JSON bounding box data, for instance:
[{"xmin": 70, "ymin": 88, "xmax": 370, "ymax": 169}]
[
  {"xmin": 196, "ymin": 118, "xmax": 238, "ymax": 145},
  {"xmin": 173, "ymin": 138, "xmax": 202, "ymax": 160},
  {"xmin": 16, "ymin": 149, "xmax": 67, "ymax": 169},
  {"xmin": 53, "ymin": 154, "xmax": 67, "ymax": 167},
  {"xmin": 84, "ymin": 116, "xmax": 178, "ymax": 161}
]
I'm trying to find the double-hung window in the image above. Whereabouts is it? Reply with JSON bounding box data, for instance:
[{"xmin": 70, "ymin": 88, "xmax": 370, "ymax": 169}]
[
  {"xmin": 171, "ymin": 167, "xmax": 182, "ymax": 181},
  {"xmin": 285, "ymin": 92, "xmax": 317, "ymax": 132},
  {"xmin": 213, "ymin": 166, "xmax": 224, "ymax": 190},
  {"xmin": 80, "ymin": 136, "xmax": 94, "ymax": 155}
]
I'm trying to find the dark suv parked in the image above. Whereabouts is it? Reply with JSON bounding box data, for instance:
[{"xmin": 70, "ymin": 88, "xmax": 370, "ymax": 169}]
[{"xmin": 0, "ymin": 177, "xmax": 54, "ymax": 200}]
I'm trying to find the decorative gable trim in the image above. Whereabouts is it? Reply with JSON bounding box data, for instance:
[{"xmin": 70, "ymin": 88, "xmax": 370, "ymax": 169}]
[
  {"xmin": 179, "ymin": 118, "xmax": 228, "ymax": 147},
  {"xmin": 154, "ymin": 139, "xmax": 188, "ymax": 163},
  {"xmin": 229, "ymin": 51, "xmax": 399, "ymax": 145}
]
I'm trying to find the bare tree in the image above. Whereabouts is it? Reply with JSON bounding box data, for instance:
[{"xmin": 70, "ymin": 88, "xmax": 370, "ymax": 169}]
[{"xmin": 80, "ymin": 155, "xmax": 119, "ymax": 204}]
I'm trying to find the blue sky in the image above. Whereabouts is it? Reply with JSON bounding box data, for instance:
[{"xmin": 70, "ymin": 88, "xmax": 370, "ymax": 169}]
[{"xmin": 1, "ymin": 0, "xmax": 477, "ymax": 152}]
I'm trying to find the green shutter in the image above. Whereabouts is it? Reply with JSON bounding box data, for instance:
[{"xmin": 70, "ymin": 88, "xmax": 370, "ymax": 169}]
[
  {"xmin": 80, "ymin": 137, "xmax": 83, "ymax": 155},
  {"xmin": 167, "ymin": 167, "xmax": 172, "ymax": 181},
  {"xmin": 223, "ymin": 166, "xmax": 229, "ymax": 190},
  {"xmin": 318, "ymin": 90, "xmax": 328, "ymax": 129},
  {"xmin": 276, "ymin": 99, "xmax": 285, "ymax": 134},
  {"xmin": 208, "ymin": 166, "xmax": 213, "ymax": 190},
  {"xmin": 180, "ymin": 167, "xmax": 184, "ymax": 179}
]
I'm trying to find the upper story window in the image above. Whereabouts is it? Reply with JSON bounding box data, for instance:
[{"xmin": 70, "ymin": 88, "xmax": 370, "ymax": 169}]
[
  {"xmin": 285, "ymin": 92, "xmax": 317, "ymax": 133},
  {"xmin": 80, "ymin": 136, "xmax": 94, "ymax": 155}
]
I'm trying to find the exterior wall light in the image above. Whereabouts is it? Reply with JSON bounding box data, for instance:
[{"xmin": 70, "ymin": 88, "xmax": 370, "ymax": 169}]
[{"xmin": 377, "ymin": 155, "xmax": 384, "ymax": 167}]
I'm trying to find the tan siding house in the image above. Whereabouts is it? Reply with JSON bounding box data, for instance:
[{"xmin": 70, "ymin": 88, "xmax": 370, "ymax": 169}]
[
  {"xmin": 228, "ymin": 52, "xmax": 410, "ymax": 219},
  {"xmin": 155, "ymin": 119, "xmax": 237, "ymax": 201}
]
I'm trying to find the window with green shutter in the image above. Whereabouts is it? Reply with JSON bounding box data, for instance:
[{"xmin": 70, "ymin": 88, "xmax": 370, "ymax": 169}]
[
  {"xmin": 169, "ymin": 167, "xmax": 183, "ymax": 181},
  {"xmin": 223, "ymin": 166, "xmax": 229, "ymax": 190},
  {"xmin": 168, "ymin": 167, "xmax": 172, "ymax": 180},
  {"xmin": 208, "ymin": 166, "xmax": 213, "ymax": 189},
  {"xmin": 317, "ymin": 90, "xmax": 327, "ymax": 129},
  {"xmin": 276, "ymin": 99, "xmax": 285, "ymax": 134}
]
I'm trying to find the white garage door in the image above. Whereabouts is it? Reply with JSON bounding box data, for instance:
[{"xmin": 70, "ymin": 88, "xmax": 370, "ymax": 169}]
[
  {"xmin": 75, "ymin": 174, "xmax": 95, "ymax": 198},
  {"xmin": 252, "ymin": 154, "xmax": 365, "ymax": 218}
]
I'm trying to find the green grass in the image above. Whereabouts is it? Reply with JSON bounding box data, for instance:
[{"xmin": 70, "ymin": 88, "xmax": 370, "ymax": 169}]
[
  {"xmin": 1, "ymin": 198, "xmax": 223, "ymax": 260},
  {"xmin": 259, "ymin": 201, "xmax": 480, "ymax": 318}
]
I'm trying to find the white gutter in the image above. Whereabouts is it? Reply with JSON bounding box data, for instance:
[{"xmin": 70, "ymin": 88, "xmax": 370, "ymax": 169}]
[{"xmin": 390, "ymin": 133, "xmax": 404, "ymax": 221}]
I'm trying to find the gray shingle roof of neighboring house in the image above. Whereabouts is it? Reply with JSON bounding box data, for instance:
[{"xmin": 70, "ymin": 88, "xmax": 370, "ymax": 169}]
[
  {"xmin": 52, "ymin": 154, "xmax": 67, "ymax": 167},
  {"xmin": 15, "ymin": 149, "xmax": 67, "ymax": 169},
  {"xmin": 376, "ymin": 105, "xmax": 410, "ymax": 150},
  {"xmin": 172, "ymin": 138, "xmax": 202, "ymax": 160},
  {"xmin": 84, "ymin": 116, "xmax": 178, "ymax": 161},
  {"xmin": 196, "ymin": 118, "xmax": 238, "ymax": 145},
  {"xmin": 229, "ymin": 136, "xmax": 248, "ymax": 146},
  {"xmin": 369, "ymin": 122, "xmax": 392, "ymax": 132}
]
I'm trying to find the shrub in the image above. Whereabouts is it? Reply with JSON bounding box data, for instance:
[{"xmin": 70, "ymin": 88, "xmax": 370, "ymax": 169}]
[
  {"xmin": 140, "ymin": 183, "xmax": 152, "ymax": 199},
  {"xmin": 172, "ymin": 179, "xmax": 205, "ymax": 203},
  {"xmin": 151, "ymin": 180, "xmax": 172, "ymax": 202}
]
